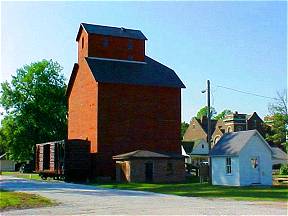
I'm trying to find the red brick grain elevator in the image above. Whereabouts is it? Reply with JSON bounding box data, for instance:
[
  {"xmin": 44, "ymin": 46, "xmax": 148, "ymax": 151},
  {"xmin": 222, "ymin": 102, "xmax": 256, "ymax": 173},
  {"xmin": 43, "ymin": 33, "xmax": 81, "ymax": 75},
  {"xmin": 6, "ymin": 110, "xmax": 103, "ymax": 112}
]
[{"xmin": 67, "ymin": 23, "xmax": 185, "ymax": 178}]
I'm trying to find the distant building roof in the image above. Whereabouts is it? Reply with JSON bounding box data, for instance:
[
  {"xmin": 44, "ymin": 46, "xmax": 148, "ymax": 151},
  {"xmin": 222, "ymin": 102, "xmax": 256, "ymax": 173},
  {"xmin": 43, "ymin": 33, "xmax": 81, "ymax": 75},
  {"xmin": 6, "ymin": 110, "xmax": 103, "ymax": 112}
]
[
  {"xmin": 182, "ymin": 141, "xmax": 195, "ymax": 154},
  {"xmin": 76, "ymin": 23, "xmax": 147, "ymax": 41},
  {"xmin": 197, "ymin": 117, "xmax": 218, "ymax": 135},
  {"xmin": 113, "ymin": 150, "xmax": 184, "ymax": 160},
  {"xmin": 85, "ymin": 56, "xmax": 185, "ymax": 88},
  {"xmin": 272, "ymin": 147, "xmax": 288, "ymax": 161},
  {"xmin": 210, "ymin": 130, "xmax": 270, "ymax": 156}
]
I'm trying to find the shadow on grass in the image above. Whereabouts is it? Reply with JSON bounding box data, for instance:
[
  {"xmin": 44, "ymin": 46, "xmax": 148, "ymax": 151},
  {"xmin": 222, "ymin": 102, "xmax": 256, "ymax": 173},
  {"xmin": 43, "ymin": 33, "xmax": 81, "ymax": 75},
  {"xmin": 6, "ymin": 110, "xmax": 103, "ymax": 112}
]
[{"xmin": 95, "ymin": 177, "xmax": 288, "ymax": 202}]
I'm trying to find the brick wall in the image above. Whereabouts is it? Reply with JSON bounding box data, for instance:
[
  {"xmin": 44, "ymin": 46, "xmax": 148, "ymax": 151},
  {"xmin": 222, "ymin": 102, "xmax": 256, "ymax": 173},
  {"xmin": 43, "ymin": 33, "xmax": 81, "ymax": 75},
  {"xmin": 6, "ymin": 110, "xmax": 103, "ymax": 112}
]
[
  {"xmin": 88, "ymin": 35, "xmax": 145, "ymax": 62},
  {"xmin": 98, "ymin": 83, "xmax": 181, "ymax": 153},
  {"xmin": 116, "ymin": 158, "xmax": 185, "ymax": 183},
  {"xmin": 68, "ymin": 31, "xmax": 98, "ymax": 152}
]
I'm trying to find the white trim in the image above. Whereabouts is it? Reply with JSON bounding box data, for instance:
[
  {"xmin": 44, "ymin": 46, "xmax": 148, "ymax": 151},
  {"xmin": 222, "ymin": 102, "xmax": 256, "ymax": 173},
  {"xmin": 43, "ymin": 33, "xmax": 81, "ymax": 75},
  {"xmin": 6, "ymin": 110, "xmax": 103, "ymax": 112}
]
[
  {"xmin": 80, "ymin": 23, "xmax": 89, "ymax": 34},
  {"xmin": 225, "ymin": 122, "xmax": 247, "ymax": 125},
  {"xmin": 87, "ymin": 56, "xmax": 147, "ymax": 64}
]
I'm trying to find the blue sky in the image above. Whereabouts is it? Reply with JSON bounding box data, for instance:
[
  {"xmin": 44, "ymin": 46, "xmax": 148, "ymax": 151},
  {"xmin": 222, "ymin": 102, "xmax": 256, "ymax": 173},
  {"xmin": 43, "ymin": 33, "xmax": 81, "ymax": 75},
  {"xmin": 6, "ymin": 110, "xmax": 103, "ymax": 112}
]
[{"xmin": 1, "ymin": 1, "xmax": 287, "ymax": 122}]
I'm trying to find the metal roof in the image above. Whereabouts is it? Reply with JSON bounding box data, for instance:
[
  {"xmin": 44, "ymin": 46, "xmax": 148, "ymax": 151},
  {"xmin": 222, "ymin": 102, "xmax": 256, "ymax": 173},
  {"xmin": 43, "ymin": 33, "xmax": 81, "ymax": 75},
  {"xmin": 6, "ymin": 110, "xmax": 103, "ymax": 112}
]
[
  {"xmin": 210, "ymin": 130, "xmax": 260, "ymax": 156},
  {"xmin": 113, "ymin": 150, "xmax": 184, "ymax": 160},
  {"xmin": 76, "ymin": 23, "xmax": 147, "ymax": 41},
  {"xmin": 85, "ymin": 56, "xmax": 185, "ymax": 88}
]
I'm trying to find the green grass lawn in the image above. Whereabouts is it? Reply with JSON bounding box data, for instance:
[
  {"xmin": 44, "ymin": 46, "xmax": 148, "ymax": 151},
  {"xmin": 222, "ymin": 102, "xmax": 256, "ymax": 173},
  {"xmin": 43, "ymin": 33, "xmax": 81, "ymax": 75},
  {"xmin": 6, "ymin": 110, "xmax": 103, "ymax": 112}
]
[
  {"xmin": 0, "ymin": 190, "xmax": 54, "ymax": 211},
  {"xmin": 94, "ymin": 177, "xmax": 288, "ymax": 202},
  {"xmin": 1, "ymin": 172, "xmax": 43, "ymax": 181}
]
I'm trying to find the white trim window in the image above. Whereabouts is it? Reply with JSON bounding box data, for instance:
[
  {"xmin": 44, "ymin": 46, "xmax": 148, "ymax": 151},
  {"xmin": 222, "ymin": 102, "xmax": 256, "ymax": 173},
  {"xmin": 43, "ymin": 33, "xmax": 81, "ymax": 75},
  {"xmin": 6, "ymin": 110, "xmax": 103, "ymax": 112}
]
[{"xmin": 226, "ymin": 157, "xmax": 232, "ymax": 174}]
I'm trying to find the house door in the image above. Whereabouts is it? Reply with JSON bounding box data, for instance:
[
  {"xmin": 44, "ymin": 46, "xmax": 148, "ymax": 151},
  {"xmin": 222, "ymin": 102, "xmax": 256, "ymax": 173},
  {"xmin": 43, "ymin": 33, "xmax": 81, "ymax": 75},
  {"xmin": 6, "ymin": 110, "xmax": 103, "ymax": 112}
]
[
  {"xmin": 145, "ymin": 162, "xmax": 153, "ymax": 182},
  {"xmin": 250, "ymin": 157, "xmax": 260, "ymax": 184}
]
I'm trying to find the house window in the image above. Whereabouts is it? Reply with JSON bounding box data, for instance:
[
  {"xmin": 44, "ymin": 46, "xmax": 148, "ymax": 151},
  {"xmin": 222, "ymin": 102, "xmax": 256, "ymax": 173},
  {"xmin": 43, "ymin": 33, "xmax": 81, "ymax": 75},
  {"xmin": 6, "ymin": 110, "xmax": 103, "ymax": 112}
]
[
  {"xmin": 226, "ymin": 157, "xmax": 232, "ymax": 174},
  {"xmin": 128, "ymin": 55, "xmax": 133, "ymax": 61},
  {"xmin": 82, "ymin": 37, "xmax": 84, "ymax": 49},
  {"xmin": 128, "ymin": 40, "xmax": 133, "ymax": 50},
  {"xmin": 102, "ymin": 37, "xmax": 109, "ymax": 47},
  {"xmin": 166, "ymin": 162, "xmax": 173, "ymax": 175},
  {"xmin": 251, "ymin": 157, "xmax": 258, "ymax": 168},
  {"xmin": 254, "ymin": 120, "xmax": 257, "ymax": 128},
  {"xmin": 192, "ymin": 124, "xmax": 195, "ymax": 129},
  {"xmin": 201, "ymin": 144, "xmax": 204, "ymax": 149}
]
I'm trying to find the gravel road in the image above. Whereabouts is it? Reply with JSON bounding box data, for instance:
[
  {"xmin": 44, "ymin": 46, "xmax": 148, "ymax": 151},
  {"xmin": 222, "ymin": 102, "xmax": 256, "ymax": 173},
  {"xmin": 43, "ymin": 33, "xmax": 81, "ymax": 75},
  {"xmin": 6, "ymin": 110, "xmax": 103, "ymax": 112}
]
[{"xmin": 0, "ymin": 175, "xmax": 287, "ymax": 215}]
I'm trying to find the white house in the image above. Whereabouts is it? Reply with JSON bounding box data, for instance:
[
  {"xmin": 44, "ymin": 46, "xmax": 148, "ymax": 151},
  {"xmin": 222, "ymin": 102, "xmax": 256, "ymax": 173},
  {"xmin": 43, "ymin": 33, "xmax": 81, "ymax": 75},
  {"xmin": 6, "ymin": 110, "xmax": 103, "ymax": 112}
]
[
  {"xmin": 182, "ymin": 139, "xmax": 209, "ymax": 166},
  {"xmin": 210, "ymin": 130, "xmax": 272, "ymax": 186}
]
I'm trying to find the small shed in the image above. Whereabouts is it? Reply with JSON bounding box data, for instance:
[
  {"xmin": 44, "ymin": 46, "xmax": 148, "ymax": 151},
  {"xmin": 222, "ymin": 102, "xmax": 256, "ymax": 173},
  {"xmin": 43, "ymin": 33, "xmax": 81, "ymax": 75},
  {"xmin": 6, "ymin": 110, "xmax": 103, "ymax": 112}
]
[
  {"xmin": 113, "ymin": 150, "xmax": 185, "ymax": 183},
  {"xmin": 210, "ymin": 130, "xmax": 272, "ymax": 186}
]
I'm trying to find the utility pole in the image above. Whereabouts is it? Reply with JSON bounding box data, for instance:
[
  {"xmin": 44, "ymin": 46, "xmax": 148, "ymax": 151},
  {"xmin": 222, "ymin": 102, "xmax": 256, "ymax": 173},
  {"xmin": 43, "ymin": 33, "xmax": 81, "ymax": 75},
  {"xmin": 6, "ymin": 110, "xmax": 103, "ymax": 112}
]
[{"xmin": 207, "ymin": 80, "xmax": 212, "ymax": 184}]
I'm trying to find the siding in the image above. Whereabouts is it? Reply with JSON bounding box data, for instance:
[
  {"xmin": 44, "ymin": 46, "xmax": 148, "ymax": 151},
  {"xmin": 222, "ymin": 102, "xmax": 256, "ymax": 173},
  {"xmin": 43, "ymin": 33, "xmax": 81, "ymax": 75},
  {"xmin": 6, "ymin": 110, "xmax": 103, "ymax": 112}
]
[
  {"xmin": 239, "ymin": 135, "xmax": 272, "ymax": 186},
  {"xmin": 0, "ymin": 160, "xmax": 15, "ymax": 171},
  {"xmin": 191, "ymin": 140, "xmax": 209, "ymax": 155},
  {"xmin": 212, "ymin": 156, "xmax": 240, "ymax": 186}
]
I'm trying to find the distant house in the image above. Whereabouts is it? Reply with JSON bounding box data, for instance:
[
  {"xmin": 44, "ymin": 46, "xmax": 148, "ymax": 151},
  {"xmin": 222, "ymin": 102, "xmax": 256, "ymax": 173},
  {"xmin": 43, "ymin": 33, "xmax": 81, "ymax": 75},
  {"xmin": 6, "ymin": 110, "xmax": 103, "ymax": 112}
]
[
  {"xmin": 183, "ymin": 116, "xmax": 217, "ymax": 143},
  {"xmin": 0, "ymin": 153, "xmax": 15, "ymax": 172},
  {"xmin": 183, "ymin": 111, "xmax": 267, "ymax": 146},
  {"xmin": 182, "ymin": 139, "xmax": 209, "ymax": 167},
  {"xmin": 210, "ymin": 130, "xmax": 272, "ymax": 186}
]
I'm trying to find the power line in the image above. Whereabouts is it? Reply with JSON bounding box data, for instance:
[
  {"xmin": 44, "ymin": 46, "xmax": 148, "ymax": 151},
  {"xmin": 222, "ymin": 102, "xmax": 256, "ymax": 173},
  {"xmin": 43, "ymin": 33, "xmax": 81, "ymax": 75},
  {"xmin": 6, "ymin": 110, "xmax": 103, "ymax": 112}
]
[{"xmin": 214, "ymin": 84, "xmax": 277, "ymax": 100}]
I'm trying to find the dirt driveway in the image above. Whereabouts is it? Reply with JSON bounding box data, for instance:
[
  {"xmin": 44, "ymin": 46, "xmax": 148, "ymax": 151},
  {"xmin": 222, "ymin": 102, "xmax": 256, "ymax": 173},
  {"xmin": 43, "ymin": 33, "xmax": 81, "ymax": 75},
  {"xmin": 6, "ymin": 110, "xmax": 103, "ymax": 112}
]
[{"xmin": 0, "ymin": 175, "xmax": 287, "ymax": 215}]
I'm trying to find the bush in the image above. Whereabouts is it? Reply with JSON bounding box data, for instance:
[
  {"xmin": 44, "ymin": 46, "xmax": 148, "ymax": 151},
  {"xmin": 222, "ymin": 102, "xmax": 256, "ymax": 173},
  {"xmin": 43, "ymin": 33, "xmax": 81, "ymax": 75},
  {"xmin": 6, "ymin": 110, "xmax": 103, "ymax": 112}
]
[{"xmin": 279, "ymin": 164, "xmax": 288, "ymax": 175}]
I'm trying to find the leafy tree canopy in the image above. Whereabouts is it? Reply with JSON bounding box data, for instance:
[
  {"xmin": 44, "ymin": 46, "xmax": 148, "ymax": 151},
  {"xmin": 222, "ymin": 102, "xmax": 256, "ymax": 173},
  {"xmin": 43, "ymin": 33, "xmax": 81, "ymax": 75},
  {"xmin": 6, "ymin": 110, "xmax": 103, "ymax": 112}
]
[
  {"xmin": 181, "ymin": 121, "xmax": 189, "ymax": 139},
  {"xmin": 266, "ymin": 90, "xmax": 287, "ymax": 151},
  {"xmin": 0, "ymin": 60, "xmax": 67, "ymax": 161},
  {"xmin": 196, "ymin": 106, "xmax": 217, "ymax": 119},
  {"xmin": 214, "ymin": 109, "xmax": 233, "ymax": 120}
]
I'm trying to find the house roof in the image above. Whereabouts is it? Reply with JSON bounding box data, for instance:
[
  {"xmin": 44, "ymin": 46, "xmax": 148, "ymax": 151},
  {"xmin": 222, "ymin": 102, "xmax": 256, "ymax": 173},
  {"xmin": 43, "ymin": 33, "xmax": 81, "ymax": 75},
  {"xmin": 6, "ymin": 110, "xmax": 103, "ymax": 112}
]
[
  {"xmin": 210, "ymin": 130, "xmax": 269, "ymax": 156},
  {"xmin": 182, "ymin": 141, "xmax": 195, "ymax": 154},
  {"xmin": 113, "ymin": 150, "xmax": 184, "ymax": 160},
  {"xmin": 199, "ymin": 118, "xmax": 218, "ymax": 134},
  {"xmin": 85, "ymin": 56, "xmax": 185, "ymax": 88},
  {"xmin": 272, "ymin": 147, "xmax": 288, "ymax": 160},
  {"xmin": 76, "ymin": 23, "xmax": 147, "ymax": 41}
]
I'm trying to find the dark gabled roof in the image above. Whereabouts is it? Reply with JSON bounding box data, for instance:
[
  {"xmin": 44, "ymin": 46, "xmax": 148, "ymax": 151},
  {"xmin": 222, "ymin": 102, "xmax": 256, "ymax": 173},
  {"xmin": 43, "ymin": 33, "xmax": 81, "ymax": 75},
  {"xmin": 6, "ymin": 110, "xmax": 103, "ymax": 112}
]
[
  {"xmin": 181, "ymin": 141, "xmax": 195, "ymax": 154},
  {"xmin": 199, "ymin": 118, "xmax": 218, "ymax": 135},
  {"xmin": 113, "ymin": 150, "xmax": 184, "ymax": 160},
  {"xmin": 85, "ymin": 56, "xmax": 185, "ymax": 88},
  {"xmin": 210, "ymin": 130, "xmax": 269, "ymax": 156},
  {"xmin": 76, "ymin": 23, "xmax": 147, "ymax": 41}
]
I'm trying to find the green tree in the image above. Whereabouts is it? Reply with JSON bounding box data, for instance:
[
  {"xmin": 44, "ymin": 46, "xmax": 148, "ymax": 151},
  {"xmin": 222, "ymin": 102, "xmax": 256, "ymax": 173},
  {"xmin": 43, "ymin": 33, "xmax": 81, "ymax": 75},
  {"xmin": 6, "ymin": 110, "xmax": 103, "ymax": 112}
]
[
  {"xmin": 214, "ymin": 109, "xmax": 233, "ymax": 120},
  {"xmin": 181, "ymin": 121, "xmax": 189, "ymax": 138},
  {"xmin": 0, "ymin": 60, "xmax": 67, "ymax": 161},
  {"xmin": 196, "ymin": 106, "xmax": 217, "ymax": 119},
  {"xmin": 267, "ymin": 91, "xmax": 288, "ymax": 151}
]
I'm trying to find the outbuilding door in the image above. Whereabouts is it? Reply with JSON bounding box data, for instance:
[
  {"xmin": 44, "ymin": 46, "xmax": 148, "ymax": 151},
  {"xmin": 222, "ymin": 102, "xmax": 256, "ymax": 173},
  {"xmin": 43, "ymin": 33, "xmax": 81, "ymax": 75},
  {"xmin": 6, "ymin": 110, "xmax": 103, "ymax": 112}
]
[
  {"xmin": 250, "ymin": 156, "xmax": 260, "ymax": 184},
  {"xmin": 145, "ymin": 162, "xmax": 153, "ymax": 182}
]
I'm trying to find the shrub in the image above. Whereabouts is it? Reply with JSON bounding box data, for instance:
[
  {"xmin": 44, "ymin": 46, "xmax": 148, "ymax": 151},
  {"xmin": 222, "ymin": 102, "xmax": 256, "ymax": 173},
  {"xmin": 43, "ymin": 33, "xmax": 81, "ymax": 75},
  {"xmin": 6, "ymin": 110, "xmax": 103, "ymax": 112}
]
[{"xmin": 279, "ymin": 164, "xmax": 288, "ymax": 175}]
